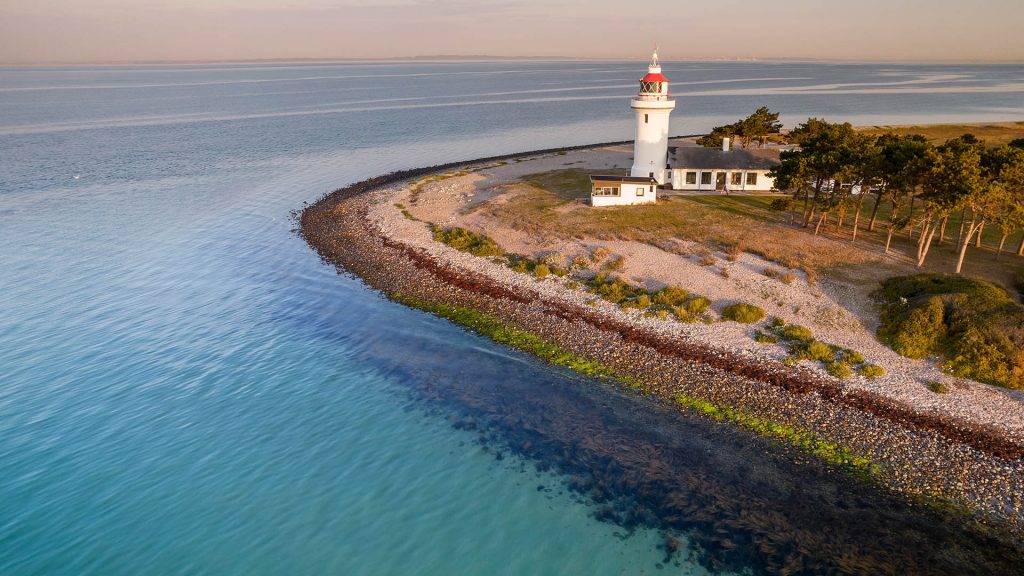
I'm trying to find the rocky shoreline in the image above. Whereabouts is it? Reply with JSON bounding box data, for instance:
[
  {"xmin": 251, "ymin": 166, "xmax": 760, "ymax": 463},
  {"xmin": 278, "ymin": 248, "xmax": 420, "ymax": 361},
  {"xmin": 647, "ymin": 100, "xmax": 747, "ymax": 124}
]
[{"xmin": 298, "ymin": 146, "xmax": 1024, "ymax": 536}]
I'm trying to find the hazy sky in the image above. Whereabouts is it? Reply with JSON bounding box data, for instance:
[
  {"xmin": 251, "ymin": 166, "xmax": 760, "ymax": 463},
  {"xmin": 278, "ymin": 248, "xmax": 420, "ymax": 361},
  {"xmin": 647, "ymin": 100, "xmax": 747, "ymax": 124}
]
[{"xmin": 1, "ymin": 0, "xmax": 1022, "ymax": 64}]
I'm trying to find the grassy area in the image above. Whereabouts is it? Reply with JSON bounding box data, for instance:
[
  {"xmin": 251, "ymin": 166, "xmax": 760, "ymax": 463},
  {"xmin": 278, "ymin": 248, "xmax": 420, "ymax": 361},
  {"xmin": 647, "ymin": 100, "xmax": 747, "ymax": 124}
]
[
  {"xmin": 858, "ymin": 122, "xmax": 1024, "ymax": 148},
  {"xmin": 392, "ymin": 292, "xmax": 876, "ymax": 476},
  {"xmin": 488, "ymin": 169, "xmax": 1024, "ymax": 294},
  {"xmin": 875, "ymin": 274, "xmax": 1024, "ymax": 389},
  {"xmin": 432, "ymin": 226, "xmax": 504, "ymax": 257}
]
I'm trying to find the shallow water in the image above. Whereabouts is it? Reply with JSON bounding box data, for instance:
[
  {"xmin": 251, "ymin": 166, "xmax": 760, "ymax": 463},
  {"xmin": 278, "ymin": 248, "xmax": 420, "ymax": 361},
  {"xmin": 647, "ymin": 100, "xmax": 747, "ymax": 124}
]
[{"xmin": 2, "ymin": 60, "xmax": 1023, "ymax": 574}]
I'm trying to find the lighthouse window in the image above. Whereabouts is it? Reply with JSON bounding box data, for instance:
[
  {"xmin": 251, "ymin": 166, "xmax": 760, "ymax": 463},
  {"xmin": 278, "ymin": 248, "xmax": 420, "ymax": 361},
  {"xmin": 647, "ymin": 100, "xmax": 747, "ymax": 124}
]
[
  {"xmin": 685, "ymin": 172, "xmax": 697, "ymax": 185},
  {"xmin": 644, "ymin": 114, "xmax": 648, "ymax": 124},
  {"xmin": 700, "ymin": 172, "xmax": 712, "ymax": 185},
  {"xmin": 747, "ymin": 172, "xmax": 758, "ymax": 185}
]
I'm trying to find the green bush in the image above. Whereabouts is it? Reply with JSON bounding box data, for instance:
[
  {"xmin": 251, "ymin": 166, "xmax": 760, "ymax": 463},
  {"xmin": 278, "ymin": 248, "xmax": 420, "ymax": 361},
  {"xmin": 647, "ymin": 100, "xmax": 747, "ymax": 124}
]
[
  {"xmin": 586, "ymin": 272, "xmax": 647, "ymax": 305},
  {"xmin": 875, "ymin": 274, "xmax": 1024, "ymax": 389},
  {"xmin": 769, "ymin": 198, "xmax": 793, "ymax": 212},
  {"xmin": 684, "ymin": 296, "xmax": 711, "ymax": 315},
  {"xmin": 792, "ymin": 340, "xmax": 836, "ymax": 363},
  {"xmin": 754, "ymin": 330, "xmax": 779, "ymax": 344},
  {"xmin": 778, "ymin": 324, "xmax": 813, "ymax": 343},
  {"xmin": 621, "ymin": 294, "xmax": 652, "ymax": 311},
  {"xmin": 858, "ymin": 364, "xmax": 886, "ymax": 378},
  {"xmin": 721, "ymin": 303, "xmax": 766, "ymax": 324},
  {"xmin": 927, "ymin": 380, "xmax": 950, "ymax": 394},
  {"xmin": 534, "ymin": 264, "xmax": 551, "ymax": 278},
  {"xmin": 433, "ymin": 226, "xmax": 504, "ymax": 256},
  {"xmin": 826, "ymin": 362, "xmax": 853, "ymax": 379},
  {"xmin": 838, "ymin": 349, "xmax": 865, "ymax": 365},
  {"xmin": 650, "ymin": 285, "xmax": 689, "ymax": 308},
  {"xmin": 769, "ymin": 316, "xmax": 786, "ymax": 328}
]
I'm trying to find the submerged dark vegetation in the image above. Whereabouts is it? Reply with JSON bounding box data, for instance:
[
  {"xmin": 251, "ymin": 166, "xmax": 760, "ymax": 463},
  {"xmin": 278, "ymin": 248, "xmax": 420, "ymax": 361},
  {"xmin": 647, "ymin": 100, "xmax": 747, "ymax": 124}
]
[{"xmin": 876, "ymin": 274, "xmax": 1024, "ymax": 389}]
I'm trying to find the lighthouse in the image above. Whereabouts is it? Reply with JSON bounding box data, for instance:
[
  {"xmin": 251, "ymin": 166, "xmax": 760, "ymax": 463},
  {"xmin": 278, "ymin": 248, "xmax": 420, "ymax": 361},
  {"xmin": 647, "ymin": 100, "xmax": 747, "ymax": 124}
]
[{"xmin": 630, "ymin": 51, "xmax": 675, "ymax": 185}]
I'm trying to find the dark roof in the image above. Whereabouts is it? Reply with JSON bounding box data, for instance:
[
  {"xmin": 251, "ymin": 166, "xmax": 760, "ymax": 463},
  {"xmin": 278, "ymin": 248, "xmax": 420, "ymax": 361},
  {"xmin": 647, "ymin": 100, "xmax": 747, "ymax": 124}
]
[
  {"xmin": 589, "ymin": 175, "xmax": 657, "ymax": 183},
  {"xmin": 669, "ymin": 146, "xmax": 781, "ymax": 170}
]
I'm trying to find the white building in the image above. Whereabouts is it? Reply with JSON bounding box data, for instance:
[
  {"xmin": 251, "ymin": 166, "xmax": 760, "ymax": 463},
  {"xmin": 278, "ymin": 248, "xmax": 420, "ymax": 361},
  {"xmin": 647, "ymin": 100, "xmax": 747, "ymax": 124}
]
[
  {"xmin": 668, "ymin": 138, "xmax": 780, "ymax": 192},
  {"xmin": 589, "ymin": 175, "xmax": 658, "ymax": 207},
  {"xmin": 629, "ymin": 51, "xmax": 675, "ymax": 185}
]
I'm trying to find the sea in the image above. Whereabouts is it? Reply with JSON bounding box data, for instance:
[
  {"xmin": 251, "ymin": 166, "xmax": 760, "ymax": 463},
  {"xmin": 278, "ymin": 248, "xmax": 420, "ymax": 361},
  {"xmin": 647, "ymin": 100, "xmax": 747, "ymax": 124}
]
[{"xmin": 1, "ymin": 60, "xmax": 1023, "ymax": 575}]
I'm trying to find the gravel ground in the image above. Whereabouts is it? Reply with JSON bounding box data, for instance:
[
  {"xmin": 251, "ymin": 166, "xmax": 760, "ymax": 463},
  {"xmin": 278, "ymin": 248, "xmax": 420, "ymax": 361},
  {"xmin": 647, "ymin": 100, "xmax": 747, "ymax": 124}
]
[{"xmin": 300, "ymin": 147, "xmax": 1024, "ymax": 536}]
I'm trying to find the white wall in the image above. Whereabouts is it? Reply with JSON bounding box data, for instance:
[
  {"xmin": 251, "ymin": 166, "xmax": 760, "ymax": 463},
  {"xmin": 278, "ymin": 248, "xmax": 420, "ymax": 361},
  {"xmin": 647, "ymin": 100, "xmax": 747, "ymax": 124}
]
[
  {"xmin": 630, "ymin": 103, "xmax": 673, "ymax": 184},
  {"xmin": 591, "ymin": 184, "xmax": 657, "ymax": 206},
  {"xmin": 669, "ymin": 168, "xmax": 775, "ymax": 192}
]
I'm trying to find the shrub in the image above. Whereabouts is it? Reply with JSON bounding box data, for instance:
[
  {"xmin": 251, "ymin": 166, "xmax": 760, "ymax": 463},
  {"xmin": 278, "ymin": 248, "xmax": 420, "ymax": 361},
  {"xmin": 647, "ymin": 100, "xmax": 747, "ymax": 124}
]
[
  {"xmin": 534, "ymin": 264, "xmax": 551, "ymax": 278},
  {"xmin": 507, "ymin": 254, "xmax": 535, "ymax": 274},
  {"xmin": 720, "ymin": 268, "xmax": 730, "ymax": 279},
  {"xmin": 591, "ymin": 247, "xmax": 611, "ymax": 262},
  {"xmin": 721, "ymin": 303, "xmax": 766, "ymax": 324},
  {"xmin": 621, "ymin": 294, "xmax": 652, "ymax": 310},
  {"xmin": 762, "ymin": 268, "xmax": 779, "ymax": 279},
  {"xmin": 551, "ymin": 267, "xmax": 568, "ymax": 277},
  {"xmin": 587, "ymin": 272, "xmax": 647, "ymax": 305},
  {"xmin": 754, "ymin": 330, "xmax": 779, "ymax": 344},
  {"xmin": 799, "ymin": 340, "xmax": 837, "ymax": 363},
  {"xmin": 565, "ymin": 280, "xmax": 580, "ymax": 290},
  {"xmin": 433, "ymin": 226, "xmax": 504, "ymax": 256},
  {"xmin": 874, "ymin": 274, "xmax": 1024, "ymax": 389},
  {"xmin": 539, "ymin": 252, "xmax": 563, "ymax": 267},
  {"xmin": 779, "ymin": 324, "xmax": 813, "ymax": 343},
  {"xmin": 651, "ymin": 285, "xmax": 689, "ymax": 308},
  {"xmin": 684, "ymin": 296, "xmax": 711, "ymax": 315},
  {"xmin": 571, "ymin": 255, "xmax": 591, "ymax": 269},
  {"xmin": 927, "ymin": 380, "xmax": 950, "ymax": 394},
  {"xmin": 780, "ymin": 271, "xmax": 797, "ymax": 285},
  {"xmin": 726, "ymin": 245, "xmax": 743, "ymax": 262},
  {"xmin": 838, "ymin": 349, "xmax": 865, "ymax": 365},
  {"xmin": 826, "ymin": 362, "xmax": 853, "ymax": 379},
  {"xmin": 699, "ymin": 255, "xmax": 716, "ymax": 266},
  {"xmin": 769, "ymin": 198, "xmax": 793, "ymax": 212},
  {"xmin": 603, "ymin": 255, "xmax": 626, "ymax": 271},
  {"xmin": 770, "ymin": 316, "xmax": 786, "ymax": 328},
  {"xmin": 858, "ymin": 364, "xmax": 886, "ymax": 378}
]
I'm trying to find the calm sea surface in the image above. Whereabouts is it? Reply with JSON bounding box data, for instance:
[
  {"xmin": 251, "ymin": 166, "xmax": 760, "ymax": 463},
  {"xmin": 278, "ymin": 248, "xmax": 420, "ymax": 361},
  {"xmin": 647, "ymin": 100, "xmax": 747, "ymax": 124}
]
[{"xmin": 2, "ymin": 60, "xmax": 1023, "ymax": 575}]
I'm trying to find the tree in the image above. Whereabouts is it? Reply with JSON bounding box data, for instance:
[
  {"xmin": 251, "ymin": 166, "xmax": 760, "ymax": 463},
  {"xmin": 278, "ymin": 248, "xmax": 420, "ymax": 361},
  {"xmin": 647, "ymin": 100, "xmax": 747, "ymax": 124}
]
[
  {"xmin": 916, "ymin": 137, "xmax": 983, "ymax": 267},
  {"xmin": 984, "ymin": 145, "xmax": 1024, "ymax": 257},
  {"xmin": 874, "ymin": 134, "xmax": 931, "ymax": 254},
  {"xmin": 697, "ymin": 106, "xmax": 784, "ymax": 148}
]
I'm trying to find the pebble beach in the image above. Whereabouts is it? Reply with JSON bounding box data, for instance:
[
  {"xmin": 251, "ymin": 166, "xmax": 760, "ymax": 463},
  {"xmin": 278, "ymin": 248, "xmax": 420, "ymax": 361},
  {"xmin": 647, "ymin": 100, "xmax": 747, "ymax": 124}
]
[{"xmin": 300, "ymin": 143, "xmax": 1024, "ymax": 536}]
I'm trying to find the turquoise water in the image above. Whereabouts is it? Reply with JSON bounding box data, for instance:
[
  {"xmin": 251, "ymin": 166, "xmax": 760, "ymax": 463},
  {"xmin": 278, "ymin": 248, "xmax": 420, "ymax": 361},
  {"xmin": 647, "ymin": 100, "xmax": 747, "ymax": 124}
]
[{"xmin": 2, "ymin": 60, "xmax": 1023, "ymax": 575}]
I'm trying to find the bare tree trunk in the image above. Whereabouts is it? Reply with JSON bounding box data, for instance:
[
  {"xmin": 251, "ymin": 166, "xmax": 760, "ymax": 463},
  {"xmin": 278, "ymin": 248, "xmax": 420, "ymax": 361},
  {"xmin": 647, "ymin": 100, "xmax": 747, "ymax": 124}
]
[
  {"xmin": 938, "ymin": 216, "xmax": 948, "ymax": 245},
  {"xmin": 852, "ymin": 189, "xmax": 868, "ymax": 242},
  {"xmin": 837, "ymin": 210, "xmax": 845, "ymax": 231},
  {"xmin": 885, "ymin": 226, "xmax": 895, "ymax": 254},
  {"xmin": 916, "ymin": 216, "xmax": 932, "ymax": 264},
  {"xmin": 868, "ymin": 191, "xmax": 883, "ymax": 232},
  {"xmin": 1018, "ymin": 233, "xmax": 1024, "ymax": 257},
  {"xmin": 814, "ymin": 212, "xmax": 828, "ymax": 236},
  {"xmin": 907, "ymin": 195, "xmax": 916, "ymax": 239},
  {"xmin": 956, "ymin": 219, "xmax": 981, "ymax": 275},
  {"xmin": 957, "ymin": 208, "xmax": 967, "ymax": 247},
  {"xmin": 917, "ymin": 222, "xmax": 938, "ymax": 268},
  {"xmin": 975, "ymin": 221, "xmax": 984, "ymax": 248},
  {"xmin": 997, "ymin": 232, "xmax": 1009, "ymax": 259}
]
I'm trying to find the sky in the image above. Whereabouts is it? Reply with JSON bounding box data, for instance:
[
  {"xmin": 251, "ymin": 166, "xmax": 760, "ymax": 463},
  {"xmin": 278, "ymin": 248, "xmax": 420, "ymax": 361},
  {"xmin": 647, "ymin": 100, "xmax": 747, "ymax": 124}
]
[{"xmin": 1, "ymin": 0, "xmax": 1022, "ymax": 64}]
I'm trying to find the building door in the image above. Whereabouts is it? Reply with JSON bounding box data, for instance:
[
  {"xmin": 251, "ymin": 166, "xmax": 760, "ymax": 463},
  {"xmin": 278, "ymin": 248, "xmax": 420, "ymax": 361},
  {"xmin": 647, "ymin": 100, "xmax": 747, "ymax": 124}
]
[{"xmin": 715, "ymin": 172, "xmax": 726, "ymax": 190}]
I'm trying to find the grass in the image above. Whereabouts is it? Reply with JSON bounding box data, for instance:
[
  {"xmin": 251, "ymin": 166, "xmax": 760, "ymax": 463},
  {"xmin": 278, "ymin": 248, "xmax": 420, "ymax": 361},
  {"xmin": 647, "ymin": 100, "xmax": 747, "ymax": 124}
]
[
  {"xmin": 767, "ymin": 319, "xmax": 880, "ymax": 379},
  {"xmin": 875, "ymin": 274, "xmax": 1024, "ymax": 389},
  {"xmin": 484, "ymin": 169, "xmax": 1024, "ymax": 294},
  {"xmin": 432, "ymin": 226, "xmax": 504, "ymax": 257},
  {"xmin": 858, "ymin": 121, "xmax": 1024, "ymax": 148},
  {"xmin": 392, "ymin": 292, "xmax": 876, "ymax": 476},
  {"xmin": 721, "ymin": 303, "xmax": 766, "ymax": 324}
]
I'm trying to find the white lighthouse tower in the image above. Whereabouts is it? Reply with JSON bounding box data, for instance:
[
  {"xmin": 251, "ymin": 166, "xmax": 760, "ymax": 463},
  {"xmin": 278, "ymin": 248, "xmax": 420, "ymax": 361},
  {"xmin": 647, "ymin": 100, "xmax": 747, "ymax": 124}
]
[{"xmin": 630, "ymin": 51, "xmax": 675, "ymax": 185}]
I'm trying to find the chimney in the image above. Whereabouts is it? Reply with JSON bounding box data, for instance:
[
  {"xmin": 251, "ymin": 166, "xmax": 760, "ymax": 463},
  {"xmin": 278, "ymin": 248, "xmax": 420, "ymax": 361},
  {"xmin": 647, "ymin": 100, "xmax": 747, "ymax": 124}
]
[{"xmin": 722, "ymin": 137, "xmax": 730, "ymax": 152}]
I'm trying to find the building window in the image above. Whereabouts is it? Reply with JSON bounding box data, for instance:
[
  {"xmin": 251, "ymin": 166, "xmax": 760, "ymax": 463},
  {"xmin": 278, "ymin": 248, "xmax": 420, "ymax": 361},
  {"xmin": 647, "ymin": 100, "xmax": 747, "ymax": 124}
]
[
  {"xmin": 636, "ymin": 187, "xmax": 644, "ymax": 196},
  {"xmin": 746, "ymin": 172, "xmax": 758, "ymax": 185},
  {"xmin": 644, "ymin": 114, "xmax": 648, "ymax": 124},
  {"xmin": 731, "ymin": 172, "xmax": 743, "ymax": 186},
  {"xmin": 593, "ymin": 186, "xmax": 619, "ymax": 196},
  {"xmin": 700, "ymin": 172, "xmax": 712, "ymax": 185},
  {"xmin": 685, "ymin": 172, "xmax": 697, "ymax": 185},
  {"xmin": 649, "ymin": 172, "xmax": 654, "ymax": 178},
  {"xmin": 650, "ymin": 185, "xmax": 654, "ymax": 193}
]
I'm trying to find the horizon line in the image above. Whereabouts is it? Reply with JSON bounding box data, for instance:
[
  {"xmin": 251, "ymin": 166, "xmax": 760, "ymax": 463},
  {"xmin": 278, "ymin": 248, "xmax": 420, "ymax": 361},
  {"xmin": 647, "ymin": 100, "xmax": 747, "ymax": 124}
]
[{"xmin": 3, "ymin": 55, "xmax": 1024, "ymax": 67}]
